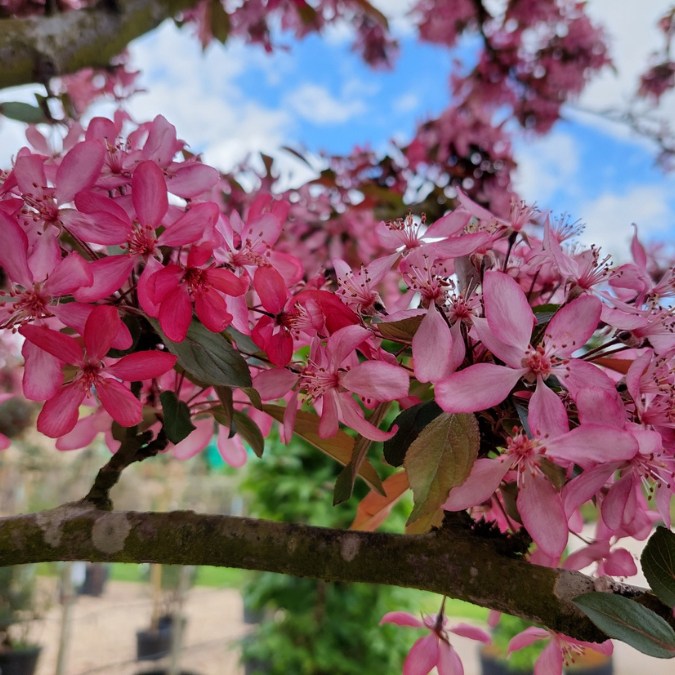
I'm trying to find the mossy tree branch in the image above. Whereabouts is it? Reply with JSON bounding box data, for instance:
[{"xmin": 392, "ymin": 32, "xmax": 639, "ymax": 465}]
[
  {"xmin": 0, "ymin": 0, "xmax": 200, "ymax": 89},
  {"xmin": 0, "ymin": 505, "xmax": 672, "ymax": 643}
]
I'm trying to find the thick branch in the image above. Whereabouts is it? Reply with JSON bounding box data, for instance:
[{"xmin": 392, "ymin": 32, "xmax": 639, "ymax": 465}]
[
  {"xmin": 0, "ymin": 0, "xmax": 199, "ymax": 89},
  {"xmin": 1, "ymin": 505, "xmax": 671, "ymax": 642}
]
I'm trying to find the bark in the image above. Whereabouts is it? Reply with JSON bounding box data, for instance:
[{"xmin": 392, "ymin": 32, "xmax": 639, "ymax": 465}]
[
  {"xmin": 0, "ymin": 0, "xmax": 200, "ymax": 89},
  {"xmin": 0, "ymin": 504, "xmax": 671, "ymax": 643}
]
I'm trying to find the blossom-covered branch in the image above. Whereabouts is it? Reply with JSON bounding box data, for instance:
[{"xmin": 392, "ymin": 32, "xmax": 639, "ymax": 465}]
[{"xmin": 0, "ymin": 505, "xmax": 671, "ymax": 644}]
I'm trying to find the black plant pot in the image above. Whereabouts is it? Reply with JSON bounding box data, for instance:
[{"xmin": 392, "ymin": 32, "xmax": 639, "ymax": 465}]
[
  {"xmin": 136, "ymin": 615, "xmax": 187, "ymax": 661},
  {"xmin": 78, "ymin": 563, "xmax": 109, "ymax": 597},
  {"xmin": 480, "ymin": 652, "xmax": 531, "ymax": 675},
  {"xmin": 0, "ymin": 645, "xmax": 41, "ymax": 675},
  {"xmin": 480, "ymin": 651, "xmax": 613, "ymax": 675}
]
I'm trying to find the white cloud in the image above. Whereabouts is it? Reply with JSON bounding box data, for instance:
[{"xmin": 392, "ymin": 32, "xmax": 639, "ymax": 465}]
[
  {"xmin": 285, "ymin": 82, "xmax": 367, "ymax": 124},
  {"xmin": 513, "ymin": 131, "xmax": 580, "ymax": 205},
  {"xmin": 578, "ymin": 185, "xmax": 673, "ymax": 260},
  {"xmin": 582, "ymin": 0, "xmax": 674, "ymax": 112}
]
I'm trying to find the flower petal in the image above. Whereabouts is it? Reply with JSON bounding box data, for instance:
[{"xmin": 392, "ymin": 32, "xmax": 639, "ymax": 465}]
[
  {"xmin": 404, "ymin": 635, "xmax": 439, "ymax": 675},
  {"xmin": 96, "ymin": 378, "xmax": 142, "ymax": 427},
  {"xmin": 413, "ymin": 303, "xmax": 453, "ymax": 383},
  {"xmin": 436, "ymin": 364, "xmax": 526, "ymax": 413},
  {"xmin": 483, "ymin": 271, "xmax": 535, "ymax": 354},
  {"xmin": 107, "ymin": 351, "xmax": 177, "ymax": 381},
  {"xmin": 37, "ymin": 384, "xmax": 86, "ymax": 438},
  {"xmin": 341, "ymin": 361, "xmax": 409, "ymax": 402}
]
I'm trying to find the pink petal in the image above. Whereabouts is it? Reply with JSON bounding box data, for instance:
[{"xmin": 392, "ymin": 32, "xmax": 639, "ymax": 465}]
[
  {"xmin": 0, "ymin": 212, "xmax": 31, "ymax": 287},
  {"xmin": 205, "ymin": 268, "xmax": 247, "ymax": 296},
  {"xmin": 21, "ymin": 341, "xmax": 63, "ymax": 400},
  {"xmin": 337, "ymin": 393, "xmax": 397, "ymax": 441},
  {"xmin": 546, "ymin": 426, "xmax": 637, "ymax": 466},
  {"xmin": 449, "ymin": 624, "xmax": 491, "ymax": 643},
  {"xmin": 132, "ymin": 160, "xmax": 168, "ymax": 228},
  {"xmin": 172, "ymin": 416, "xmax": 213, "ymax": 460},
  {"xmin": 159, "ymin": 202, "xmax": 219, "ymax": 246},
  {"xmin": 562, "ymin": 463, "xmax": 618, "ymax": 517},
  {"xmin": 518, "ymin": 473, "xmax": 568, "ymax": 558},
  {"xmin": 37, "ymin": 384, "xmax": 86, "ymax": 438},
  {"xmin": 56, "ymin": 411, "xmax": 108, "ymax": 451},
  {"xmin": 544, "ymin": 295, "xmax": 601, "ymax": 358},
  {"xmin": 508, "ymin": 626, "xmax": 550, "ymax": 653},
  {"xmin": 436, "ymin": 364, "xmax": 526, "ymax": 413},
  {"xmin": 318, "ymin": 389, "xmax": 340, "ymax": 439},
  {"xmin": 437, "ymin": 642, "xmax": 464, "ymax": 675},
  {"xmin": 20, "ymin": 324, "xmax": 83, "ymax": 364},
  {"xmin": 159, "ymin": 286, "xmax": 193, "ymax": 342},
  {"xmin": 413, "ymin": 303, "xmax": 453, "ymax": 383},
  {"xmin": 167, "ymin": 163, "xmax": 220, "ymax": 198},
  {"xmin": 216, "ymin": 430, "xmax": 248, "ymax": 468},
  {"xmin": 55, "ymin": 140, "xmax": 105, "ymax": 204},
  {"xmin": 195, "ymin": 288, "xmax": 233, "ymax": 333},
  {"xmin": 404, "ymin": 634, "xmax": 439, "ymax": 675},
  {"xmin": 341, "ymin": 361, "xmax": 409, "ymax": 401},
  {"xmin": 483, "ymin": 271, "xmax": 535, "ymax": 355},
  {"xmin": 107, "ymin": 351, "xmax": 176, "ymax": 381},
  {"xmin": 534, "ymin": 641, "xmax": 563, "ymax": 675},
  {"xmin": 44, "ymin": 252, "xmax": 93, "ymax": 295},
  {"xmin": 96, "ymin": 378, "xmax": 142, "ymax": 427},
  {"xmin": 601, "ymin": 473, "xmax": 635, "ymax": 531},
  {"xmin": 254, "ymin": 266, "xmax": 288, "ymax": 314},
  {"xmin": 327, "ymin": 325, "xmax": 371, "ymax": 367},
  {"xmin": 380, "ymin": 611, "xmax": 424, "ymax": 628},
  {"xmin": 472, "ymin": 317, "xmax": 527, "ymax": 368},
  {"xmin": 252, "ymin": 368, "xmax": 298, "ymax": 400},
  {"xmin": 443, "ymin": 458, "xmax": 510, "ymax": 510},
  {"xmin": 84, "ymin": 305, "xmax": 120, "ymax": 360},
  {"xmin": 529, "ymin": 378, "xmax": 569, "ymax": 438},
  {"xmin": 74, "ymin": 256, "xmax": 135, "ymax": 303}
]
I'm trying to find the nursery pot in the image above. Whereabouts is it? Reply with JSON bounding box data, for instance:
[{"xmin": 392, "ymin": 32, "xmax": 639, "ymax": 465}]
[
  {"xmin": 78, "ymin": 563, "xmax": 109, "ymax": 597},
  {"xmin": 480, "ymin": 649, "xmax": 613, "ymax": 675},
  {"xmin": 0, "ymin": 645, "xmax": 41, "ymax": 675},
  {"xmin": 136, "ymin": 615, "xmax": 187, "ymax": 661}
]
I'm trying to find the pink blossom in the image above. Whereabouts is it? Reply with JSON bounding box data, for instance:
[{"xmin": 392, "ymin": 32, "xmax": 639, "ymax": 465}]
[
  {"xmin": 508, "ymin": 625, "xmax": 612, "ymax": 675},
  {"xmin": 298, "ymin": 325, "xmax": 409, "ymax": 441},
  {"xmin": 381, "ymin": 608, "xmax": 490, "ymax": 675},
  {"xmin": 19, "ymin": 306, "xmax": 176, "ymax": 437}
]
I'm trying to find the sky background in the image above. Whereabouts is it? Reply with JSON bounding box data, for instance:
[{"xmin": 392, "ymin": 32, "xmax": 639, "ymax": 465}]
[{"xmin": 0, "ymin": 0, "xmax": 674, "ymax": 260}]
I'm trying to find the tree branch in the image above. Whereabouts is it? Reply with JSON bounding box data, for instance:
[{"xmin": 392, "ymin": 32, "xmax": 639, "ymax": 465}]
[
  {"xmin": 1, "ymin": 505, "xmax": 671, "ymax": 642},
  {"xmin": 0, "ymin": 0, "xmax": 199, "ymax": 89}
]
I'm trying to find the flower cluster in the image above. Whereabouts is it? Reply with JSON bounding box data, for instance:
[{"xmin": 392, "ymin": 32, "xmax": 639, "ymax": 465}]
[{"xmin": 0, "ymin": 111, "xmax": 672, "ymax": 671}]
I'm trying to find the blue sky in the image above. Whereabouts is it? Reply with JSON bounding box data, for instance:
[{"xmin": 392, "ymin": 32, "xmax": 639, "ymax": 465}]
[{"xmin": 0, "ymin": 0, "xmax": 673, "ymax": 260}]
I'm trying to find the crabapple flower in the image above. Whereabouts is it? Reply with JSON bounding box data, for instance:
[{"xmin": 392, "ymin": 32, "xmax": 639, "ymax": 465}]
[
  {"xmin": 19, "ymin": 305, "xmax": 176, "ymax": 437},
  {"xmin": 508, "ymin": 625, "xmax": 612, "ymax": 675},
  {"xmin": 436, "ymin": 270, "xmax": 608, "ymax": 414},
  {"xmin": 380, "ymin": 609, "xmax": 490, "ymax": 675},
  {"xmin": 143, "ymin": 242, "xmax": 248, "ymax": 342},
  {"xmin": 298, "ymin": 325, "xmax": 409, "ymax": 441}
]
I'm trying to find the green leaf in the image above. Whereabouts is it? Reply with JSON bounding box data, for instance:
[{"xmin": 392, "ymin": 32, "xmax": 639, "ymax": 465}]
[
  {"xmin": 160, "ymin": 391, "xmax": 196, "ymax": 444},
  {"xmin": 573, "ymin": 593, "xmax": 675, "ymax": 659},
  {"xmin": 209, "ymin": 0, "xmax": 231, "ymax": 43},
  {"xmin": 383, "ymin": 401, "xmax": 443, "ymax": 467},
  {"xmin": 532, "ymin": 303, "xmax": 560, "ymax": 326},
  {"xmin": 232, "ymin": 411, "xmax": 264, "ymax": 458},
  {"xmin": 642, "ymin": 527, "xmax": 675, "ymax": 608},
  {"xmin": 263, "ymin": 405, "xmax": 382, "ymax": 492},
  {"xmin": 213, "ymin": 386, "xmax": 234, "ymax": 429},
  {"xmin": 0, "ymin": 101, "xmax": 47, "ymax": 124},
  {"xmin": 404, "ymin": 412, "xmax": 479, "ymax": 522},
  {"xmin": 153, "ymin": 320, "xmax": 251, "ymax": 388}
]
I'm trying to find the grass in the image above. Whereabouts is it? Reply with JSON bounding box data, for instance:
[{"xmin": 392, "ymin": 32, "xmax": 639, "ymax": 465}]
[{"xmin": 37, "ymin": 562, "xmax": 245, "ymax": 588}]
